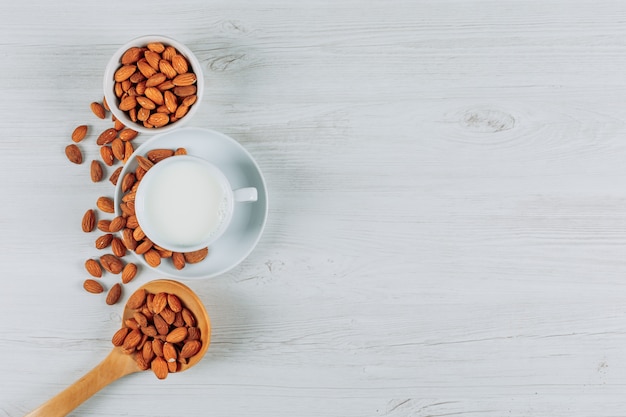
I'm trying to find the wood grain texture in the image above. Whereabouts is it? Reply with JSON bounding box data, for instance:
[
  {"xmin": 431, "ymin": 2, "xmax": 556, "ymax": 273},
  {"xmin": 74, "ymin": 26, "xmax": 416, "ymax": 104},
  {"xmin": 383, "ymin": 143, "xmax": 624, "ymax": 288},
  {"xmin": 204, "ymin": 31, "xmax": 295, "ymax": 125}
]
[{"xmin": 2, "ymin": 0, "xmax": 626, "ymax": 416}]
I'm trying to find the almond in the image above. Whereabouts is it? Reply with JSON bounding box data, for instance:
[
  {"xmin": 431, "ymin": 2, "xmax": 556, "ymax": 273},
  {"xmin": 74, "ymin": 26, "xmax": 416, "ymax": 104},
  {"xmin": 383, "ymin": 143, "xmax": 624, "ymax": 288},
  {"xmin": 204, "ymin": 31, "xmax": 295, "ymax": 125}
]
[
  {"xmin": 167, "ymin": 293, "xmax": 182, "ymax": 313},
  {"xmin": 121, "ymin": 47, "xmax": 143, "ymax": 65},
  {"xmin": 180, "ymin": 340, "xmax": 202, "ymax": 359},
  {"xmin": 136, "ymin": 96, "xmax": 156, "ymax": 110},
  {"xmin": 159, "ymin": 59, "xmax": 178, "ymax": 79},
  {"xmin": 83, "ymin": 279, "xmax": 104, "ymax": 294},
  {"xmin": 90, "ymin": 102, "xmax": 106, "ymax": 119},
  {"xmin": 144, "ymin": 249, "xmax": 162, "ymax": 267},
  {"xmin": 160, "ymin": 306, "xmax": 176, "ymax": 325},
  {"xmin": 162, "ymin": 46, "xmax": 177, "ymax": 61},
  {"xmin": 135, "ymin": 238, "xmax": 153, "ymax": 255},
  {"xmin": 119, "ymin": 173, "xmax": 135, "ymax": 194},
  {"xmin": 135, "ymin": 354, "xmax": 150, "ymax": 371},
  {"xmin": 147, "ymin": 42, "xmax": 166, "ymax": 53},
  {"xmin": 187, "ymin": 327, "xmax": 201, "ymax": 341},
  {"xmin": 145, "ymin": 72, "xmax": 167, "ymax": 88},
  {"xmin": 151, "ymin": 356, "xmax": 169, "ymax": 380},
  {"xmin": 163, "ymin": 342, "xmax": 178, "ymax": 363},
  {"xmin": 152, "ymin": 338, "xmax": 164, "ymax": 356},
  {"xmin": 97, "ymin": 219, "xmax": 111, "ymax": 232},
  {"xmin": 96, "ymin": 196, "xmax": 115, "ymax": 213},
  {"xmin": 130, "ymin": 71, "xmax": 146, "ymax": 84},
  {"xmin": 181, "ymin": 308, "xmax": 196, "ymax": 327},
  {"xmin": 153, "ymin": 314, "xmax": 170, "ymax": 336},
  {"xmin": 85, "ymin": 259, "xmax": 102, "ymax": 278},
  {"xmin": 171, "ymin": 55, "xmax": 189, "ymax": 74},
  {"xmin": 65, "ymin": 144, "xmax": 82, "ymax": 164},
  {"xmin": 71, "ymin": 125, "xmax": 88, "ymax": 142},
  {"xmin": 100, "ymin": 145, "xmax": 114, "ymax": 166},
  {"xmin": 137, "ymin": 59, "xmax": 157, "ymax": 78},
  {"xmin": 142, "ymin": 339, "xmax": 155, "ymax": 362},
  {"xmin": 173, "ymin": 85, "xmax": 196, "ymax": 97},
  {"xmin": 111, "ymin": 237, "xmax": 127, "ymax": 258},
  {"xmin": 174, "ymin": 104, "xmax": 189, "ymax": 119},
  {"xmin": 172, "ymin": 73, "xmax": 197, "ymax": 86},
  {"xmin": 119, "ymin": 128, "xmax": 138, "ymax": 141},
  {"xmin": 164, "ymin": 90, "xmax": 178, "ymax": 113},
  {"xmin": 124, "ymin": 141, "xmax": 134, "ymax": 163},
  {"xmin": 95, "ymin": 233, "xmax": 113, "ymax": 249},
  {"xmin": 90, "ymin": 160, "xmax": 103, "ymax": 182},
  {"xmin": 119, "ymin": 95, "xmax": 137, "ymax": 112},
  {"xmin": 121, "ymin": 262, "xmax": 138, "ymax": 284},
  {"xmin": 114, "ymin": 65, "xmax": 137, "ymax": 82},
  {"xmin": 122, "ymin": 228, "xmax": 138, "ymax": 251},
  {"xmin": 184, "ymin": 247, "xmax": 208, "ymax": 264},
  {"xmin": 174, "ymin": 147, "xmax": 187, "ymax": 156},
  {"xmin": 106, "ymin": 283, "xmax": 122, "ymax": 305},
  {"xmin": 123, "ymin": 328, "xmax": 142, "ymax": 350},
  {"xmin": 126, "ymin": 215, "xmax": 139, "ymax": 229},
  {"xmin": 165, "ymin": 327, "xmax": 188, "ymax": 344},
  {"xmin": 146, "ymin": 148, "xmax": 174, "ymax": 163},
  {"xmin": 96, "ymin": 128, "xmax": 116, "ymax": 146},
  {"xmin": 108, "ymin": 216, "xmax": 126, "ymax": 233},
  {"xmin": 136, "ymin": 155, "xmax": 154, "ymax": 171},
  {"xmin": 108, "ymin": 167, "xmax": 122, "ymax": 186},
  {"xmin": 126, "ymin": 288, "xmax": 147, "ymax": 310},
  {"xmin": 182, "ymin": 95, "xmax": 197, "ymax": 106},
  {"xmin": 100, "ymin": 253, "xmax": 123, "ymax": 274},
  {"xmin": 111, "ymin": 327, "xmax": 129, "ymax": 346},
  {"xmin": 152, "ymin": 292, "xmax": 168, "ymax": 315},
  {"xmin": 144, "ymin": 50, "xmax": 161, "ymax": 70},
  {"xmin": 133, "ymin": 311, "xmax": 149, "ymax": 328},
  {"xmin": 81, "ymin": 209, "xmax": 96, "ymax": 232},
  {"xmin": 172, "ymin": 252, "xmax": 186, "ymax": 270},
  {"xmin": 157, "ymin": 80, "xmax": 175, "ymax": 91},
  {"xmin": 111, "ymin": 138, "xmax": 125, "ymax": 161}
]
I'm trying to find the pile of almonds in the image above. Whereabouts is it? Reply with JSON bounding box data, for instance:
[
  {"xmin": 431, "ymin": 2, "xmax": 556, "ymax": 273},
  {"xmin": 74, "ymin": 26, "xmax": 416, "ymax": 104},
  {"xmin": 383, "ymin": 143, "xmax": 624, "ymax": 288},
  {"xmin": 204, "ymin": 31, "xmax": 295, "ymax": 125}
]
[
  {"xmin": 113, "ymin": 42, "xmax": 198, "ymax": 129},
  {"xmin": 67, "ymin": 92, "xmax": 208, "ymax": 305},
  {"xmin": 111, "ymin": 288, "xmax": 203, "ymax": 379}
]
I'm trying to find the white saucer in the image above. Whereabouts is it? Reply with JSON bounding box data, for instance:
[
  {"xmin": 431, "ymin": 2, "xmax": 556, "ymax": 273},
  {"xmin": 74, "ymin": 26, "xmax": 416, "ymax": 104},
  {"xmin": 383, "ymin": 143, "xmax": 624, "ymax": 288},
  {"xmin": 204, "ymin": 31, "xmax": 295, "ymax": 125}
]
[{"xmin": 114, "ymin": 127, "xmax": 268, "ymax": 279}]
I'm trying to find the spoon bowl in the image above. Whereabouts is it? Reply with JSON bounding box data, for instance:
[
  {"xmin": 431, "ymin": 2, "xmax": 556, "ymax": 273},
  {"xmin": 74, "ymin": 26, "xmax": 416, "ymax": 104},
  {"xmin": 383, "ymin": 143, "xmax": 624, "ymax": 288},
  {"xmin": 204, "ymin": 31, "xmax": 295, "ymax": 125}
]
[{"xmin": 26, "ymin": 279, "xmax": 210, "ymax": 417}]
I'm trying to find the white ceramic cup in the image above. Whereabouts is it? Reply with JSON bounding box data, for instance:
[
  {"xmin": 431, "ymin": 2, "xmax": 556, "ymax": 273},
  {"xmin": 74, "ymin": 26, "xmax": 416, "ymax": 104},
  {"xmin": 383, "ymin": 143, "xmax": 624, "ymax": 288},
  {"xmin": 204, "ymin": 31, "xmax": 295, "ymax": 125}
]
[{"xmin": 134, "ymin": 155, "xmax": 258, "ymax": 252}]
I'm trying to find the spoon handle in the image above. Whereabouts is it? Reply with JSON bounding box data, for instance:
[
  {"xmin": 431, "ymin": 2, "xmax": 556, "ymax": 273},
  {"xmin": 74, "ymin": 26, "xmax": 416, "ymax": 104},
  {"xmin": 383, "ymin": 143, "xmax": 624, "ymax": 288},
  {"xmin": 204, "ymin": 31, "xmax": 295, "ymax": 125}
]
[{"xmin": 25, "ymin": 349, "xmax": 139, "ymax": 417}]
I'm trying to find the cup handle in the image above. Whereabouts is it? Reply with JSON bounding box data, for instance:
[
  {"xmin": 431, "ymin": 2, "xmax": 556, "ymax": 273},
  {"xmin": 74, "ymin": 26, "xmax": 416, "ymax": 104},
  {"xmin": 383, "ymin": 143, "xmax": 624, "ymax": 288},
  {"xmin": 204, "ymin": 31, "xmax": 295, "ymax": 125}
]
[{"xmin": 233, "ymin": 187, "xmax": 258, "ymax": 203}]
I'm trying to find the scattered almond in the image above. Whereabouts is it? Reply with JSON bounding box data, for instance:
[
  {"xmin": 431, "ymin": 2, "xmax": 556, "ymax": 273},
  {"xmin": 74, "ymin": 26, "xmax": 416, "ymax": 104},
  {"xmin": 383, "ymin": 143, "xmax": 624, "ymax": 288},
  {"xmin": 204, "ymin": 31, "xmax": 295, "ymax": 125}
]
[
  {"xmin": 85, "ymin": 259, "xmax": 102, "ymax": 278},
  {"xmin": 96, "ymin": 196, "xmax": 115, "ymax": 213},
  {"xmin": 65, "ymin": 144, "xmax": 83, "ymax": 164},
  {"xmin": 83, "ymin": 279, "xmax": 104, "ymax": 294},
  {"xmin": 106, "ymin": 283, "xmax": 122, "ymax": 305},
  {"xmin": 121, "ymin": 262, "xmax": 138, "ymax": 284},
  {"xmin": 81, "ymin": 209, "xmax": 96, "ymax": 232},
  {"xmin": 72, "ymin": 125, "xmax": 88, "ymax": 143},
  {"xmin": 90, "ymin": 160, "xmax": 103, "ymax": 182},
  {"xmin": 90, "ymin": 102, "xmax": 106, "ymax": 119}
]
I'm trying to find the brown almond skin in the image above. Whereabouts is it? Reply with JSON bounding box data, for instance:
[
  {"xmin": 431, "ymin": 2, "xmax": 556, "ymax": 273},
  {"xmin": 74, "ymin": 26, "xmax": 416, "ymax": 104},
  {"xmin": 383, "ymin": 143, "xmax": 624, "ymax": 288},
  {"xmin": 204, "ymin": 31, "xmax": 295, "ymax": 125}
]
[
  {"xmin": 90, "ymin": 102, "xmax": 106, "ymax": 119},
  {"xmin": 109, "ymin": 166, "xmax": 122, "ymax": 185},
  {"xmin": 184, "ymin": 247, "xmax": 209, "ymax": 264},
  {"xmin": 152, "ymin": 292, "xmax": 168, "ymax": 315},
  {"xmin": 144, "ymin": 249, "xmax": 162, "ymax": 267},
  {"xmin": 111, "ymin": 327, "xmax": 129, "ymax": 346},
  {"xmin": 97, "ymin": 128, "xmax": 118, "ymax": 146},
  {"xmin": 111, "ymin": 237, "xmax": 127, "ymax": 258},
  {"xmin": 172, "ymin": 252, "xmax": 186, "ymax": 270},
  {"xmin": 121, "ymin": 47, "xmax": 143, "ymax": 65},
  {"xmin": 100, "ymin": 145, "xmax": 114, "ymax": 167},
  {"xmin": 81, "ymin": 209, "xmax": 96, "ymax": 232},
  {"xmin": 126, "ymin": 288, "xmax": 146, "ymax": 310},
  {"xmin": 119, "ymin": 128, "xmax": 138, "ymax": 141},
  {"xmin": 121, "ymin": 263, "xmax": 137, "ymax": 284},
  {"xmin": 72, "ymin": 125, "xmax": 88, "ymax": 142},
  {"xmin": 111, "ymin": 138, "xmax": 125, "ymax": 161},
  {"xmin": 108, "ymin": 216, "xmax": 126, "ymax": 233},
  {"xmin": 165, "ymin": 327, "xmax": 188, "ymax": 344},
  {"xmin": 90, "ymin": 160, "xmax": 103, "ymax": 182},
  {"xmin": 65, "ymin": 144, "xmax": 82, "ymax": 164},
  {"xmin": 95, "ymin": 233, "xmax": 114, "ymax": 249},
  {"xmin": 97, "ymin": 219, "xmax": 111, "ymax": 232},
  {"xmin": 167, "ymin": 294, "xmax": 182, "ymax": 313},
  {"xmin": 106, "ymin": 283, "xmax": 122, "ymax": 305},
  {"xmin": 96, "ymin": 197, "xmax": 115, "ymax": 213},
  {"xmin": 100, "ymin": 254, "xmax": 123, "ymax": 274},
  {"xmin": 83, "ymin": 279, "xmax": 104, "ymax": 294},
  {"xmin": 151, "ymin": 356, "xmax": 168, "ymax": 380},
  {"xmin": 85, "ymin": 259, "xmax": 102, "ymax": 278},
  {"xmin": 180, "ymin": 340, "xmax": 202, "ymax": 359}
]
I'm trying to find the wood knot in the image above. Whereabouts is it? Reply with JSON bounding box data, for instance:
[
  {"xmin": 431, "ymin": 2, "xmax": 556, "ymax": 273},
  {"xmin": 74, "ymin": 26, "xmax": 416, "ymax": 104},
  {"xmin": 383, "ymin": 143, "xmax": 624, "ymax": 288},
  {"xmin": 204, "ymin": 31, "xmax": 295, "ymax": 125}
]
[{"xmin": 461, "ymin": 108, "xmax": 515, "ymax": 133}]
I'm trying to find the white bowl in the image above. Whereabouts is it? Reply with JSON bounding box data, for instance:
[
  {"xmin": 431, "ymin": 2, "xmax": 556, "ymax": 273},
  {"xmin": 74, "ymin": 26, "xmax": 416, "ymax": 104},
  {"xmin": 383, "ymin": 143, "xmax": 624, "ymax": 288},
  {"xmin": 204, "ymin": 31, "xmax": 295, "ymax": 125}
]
[{"xmin": 103, "ymin": 35, "xmax": 204, "ymax": 134}]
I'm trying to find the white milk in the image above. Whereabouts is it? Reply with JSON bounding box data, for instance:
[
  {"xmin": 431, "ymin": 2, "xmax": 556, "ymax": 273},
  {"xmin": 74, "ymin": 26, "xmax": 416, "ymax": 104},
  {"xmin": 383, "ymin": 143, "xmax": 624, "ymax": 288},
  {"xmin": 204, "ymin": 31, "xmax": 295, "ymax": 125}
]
[{"xmin": 140, "ymin": 159, "xmax": 228, "ymax": 247}]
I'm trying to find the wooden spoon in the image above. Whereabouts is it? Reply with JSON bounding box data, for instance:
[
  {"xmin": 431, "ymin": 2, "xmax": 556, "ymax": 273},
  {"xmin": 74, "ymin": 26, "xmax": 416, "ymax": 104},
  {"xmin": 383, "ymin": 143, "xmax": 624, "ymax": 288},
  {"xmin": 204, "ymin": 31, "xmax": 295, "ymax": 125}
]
[{"xmin": 25, "ymin": 279, "xmax": 211, "ymax": 417}]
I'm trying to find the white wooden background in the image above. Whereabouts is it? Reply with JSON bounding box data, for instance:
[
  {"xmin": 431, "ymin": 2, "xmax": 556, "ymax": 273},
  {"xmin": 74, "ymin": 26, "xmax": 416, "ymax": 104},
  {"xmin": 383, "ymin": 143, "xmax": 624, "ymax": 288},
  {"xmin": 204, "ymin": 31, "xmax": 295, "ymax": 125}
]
[{"xmin": 2, "ymin": 0, "xmax": 626, "ymax": 416}]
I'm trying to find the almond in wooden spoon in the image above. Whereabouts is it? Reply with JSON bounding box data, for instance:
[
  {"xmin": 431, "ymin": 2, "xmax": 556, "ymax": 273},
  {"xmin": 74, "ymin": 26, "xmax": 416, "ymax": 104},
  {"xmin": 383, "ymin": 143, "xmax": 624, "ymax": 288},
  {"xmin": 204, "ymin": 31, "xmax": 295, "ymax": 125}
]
[{"xmin": 25, "ymin": 279, "xmax": 210, "ymax": 417}]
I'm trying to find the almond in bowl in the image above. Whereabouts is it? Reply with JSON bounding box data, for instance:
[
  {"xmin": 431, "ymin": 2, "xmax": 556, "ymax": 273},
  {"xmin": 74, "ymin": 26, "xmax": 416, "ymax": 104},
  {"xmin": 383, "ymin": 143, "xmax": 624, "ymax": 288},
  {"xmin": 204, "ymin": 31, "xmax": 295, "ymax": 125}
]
[{"xmin": 103, "ymin": 35, "xmax": 204, "ymax": 134}]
